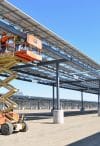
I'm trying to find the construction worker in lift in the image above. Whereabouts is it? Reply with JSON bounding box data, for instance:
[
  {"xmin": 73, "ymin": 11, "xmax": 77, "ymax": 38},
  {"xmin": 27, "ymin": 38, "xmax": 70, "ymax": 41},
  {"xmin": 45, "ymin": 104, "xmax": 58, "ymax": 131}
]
[{"xmin": 0, "ymin": 32, "xmax": 14, "ymax": 53}]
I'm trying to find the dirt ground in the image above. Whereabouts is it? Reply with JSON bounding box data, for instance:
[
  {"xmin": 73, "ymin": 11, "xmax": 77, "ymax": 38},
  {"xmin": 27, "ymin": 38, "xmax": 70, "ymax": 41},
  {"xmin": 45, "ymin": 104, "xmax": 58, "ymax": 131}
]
[{"xmin": 0, "ymin": 113, "xmax": 100, "ymax": 146}]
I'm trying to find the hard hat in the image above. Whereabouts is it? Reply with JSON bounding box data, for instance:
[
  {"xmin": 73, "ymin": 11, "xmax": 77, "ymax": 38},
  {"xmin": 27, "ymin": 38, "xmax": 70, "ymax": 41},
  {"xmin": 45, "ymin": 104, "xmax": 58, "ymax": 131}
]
[{"xmin": 2, "ymin": 32, "xmax": 7, "ymax": 36}]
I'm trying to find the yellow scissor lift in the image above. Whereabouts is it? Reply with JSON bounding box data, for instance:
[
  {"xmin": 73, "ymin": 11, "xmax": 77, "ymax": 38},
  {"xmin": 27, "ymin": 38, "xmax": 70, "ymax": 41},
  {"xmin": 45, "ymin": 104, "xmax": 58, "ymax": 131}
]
[{"xmin": 0, "ymin": 34, "xmax": 42, "ymax": 135}]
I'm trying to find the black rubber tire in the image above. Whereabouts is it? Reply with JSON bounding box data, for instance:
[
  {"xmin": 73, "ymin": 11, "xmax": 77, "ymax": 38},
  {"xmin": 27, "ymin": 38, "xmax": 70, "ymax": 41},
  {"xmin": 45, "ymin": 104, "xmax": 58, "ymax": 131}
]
[
  {"xmin": 20, "ymin": 122, "xmax": 28, "ymax": 132},
  {"xmin": 1, "ymin": 122, "xmax": 13, "ymax": 135}
]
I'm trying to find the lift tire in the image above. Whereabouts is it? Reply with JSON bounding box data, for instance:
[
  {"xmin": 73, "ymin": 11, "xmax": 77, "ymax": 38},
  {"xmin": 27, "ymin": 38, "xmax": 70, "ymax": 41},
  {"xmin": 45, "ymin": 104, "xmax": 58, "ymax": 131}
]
[
  {"xmin": 20, "ymin": 122, "xmax": 28, "ymax": 132},
  {"xmin": 1, "ymin": 122, "xmax": 13, "ymax": 135}
]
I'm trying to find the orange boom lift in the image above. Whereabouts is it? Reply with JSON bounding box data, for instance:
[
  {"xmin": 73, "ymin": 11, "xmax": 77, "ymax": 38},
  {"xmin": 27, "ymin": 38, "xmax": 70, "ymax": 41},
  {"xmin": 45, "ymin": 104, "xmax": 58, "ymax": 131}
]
[{"xmin": 0, "ymin": 33, "xmax": 42, "ymax": 135}]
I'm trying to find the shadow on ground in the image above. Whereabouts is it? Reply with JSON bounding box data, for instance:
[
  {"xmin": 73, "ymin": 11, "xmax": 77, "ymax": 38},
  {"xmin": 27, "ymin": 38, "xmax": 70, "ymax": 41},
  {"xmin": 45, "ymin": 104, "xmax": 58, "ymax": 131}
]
[
  {"xmin": 20, "ymin": 110, "xmax": 97, "ymax": 121},
  {"xmin": 22, "ymin": 112, "xmax": 52, "ymax": 121},
  {"xmin": 67, "ymin": 132, "xmax": 100, "ymax": 146},
  {"xmin": 64, "ymin": 110, "xmax": 97, "ymax": 117}
]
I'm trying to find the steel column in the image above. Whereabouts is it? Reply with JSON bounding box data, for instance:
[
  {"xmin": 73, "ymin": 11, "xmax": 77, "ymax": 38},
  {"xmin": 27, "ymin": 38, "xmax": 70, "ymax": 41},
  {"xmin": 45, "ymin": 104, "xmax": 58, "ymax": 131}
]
[
  {"xmin": 53, "ymin": 63, "xmax": 64, "ymax": 124},
  {"xmin": 56, "ymin": 63, "xmax": 60, "ymax": 110},
  {"xmin": 81, "ymin": 90, "xmax": 84, "ymax": 112},
  {"xmin": 52, "ymin": 84, "xmax": 55, "ymax": 110},
  {"xmin": 98, "ymin": 80, "xmax": 100, "ymax": 116}
]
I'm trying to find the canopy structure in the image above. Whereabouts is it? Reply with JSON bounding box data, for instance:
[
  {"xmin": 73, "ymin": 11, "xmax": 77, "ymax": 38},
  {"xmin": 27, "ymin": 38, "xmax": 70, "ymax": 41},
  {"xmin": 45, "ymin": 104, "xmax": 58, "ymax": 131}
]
[{"xmin": 0, "ymin": 0, "xmax": 100, "ymax": 96}]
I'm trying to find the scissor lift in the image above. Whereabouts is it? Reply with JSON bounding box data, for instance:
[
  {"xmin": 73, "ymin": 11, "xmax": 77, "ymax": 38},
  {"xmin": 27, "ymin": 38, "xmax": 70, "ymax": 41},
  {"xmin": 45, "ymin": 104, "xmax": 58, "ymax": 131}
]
[{"xmin": 0, "ymin": 34, "xmax": 42, "ymax": 135}]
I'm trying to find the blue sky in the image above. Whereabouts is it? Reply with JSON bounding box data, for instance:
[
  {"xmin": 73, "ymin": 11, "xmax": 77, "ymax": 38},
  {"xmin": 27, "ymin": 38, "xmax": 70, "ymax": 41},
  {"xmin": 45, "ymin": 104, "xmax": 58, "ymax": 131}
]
[{"xmin": 7, "ymin": 0, "xmax": 99, "ymax": 101}]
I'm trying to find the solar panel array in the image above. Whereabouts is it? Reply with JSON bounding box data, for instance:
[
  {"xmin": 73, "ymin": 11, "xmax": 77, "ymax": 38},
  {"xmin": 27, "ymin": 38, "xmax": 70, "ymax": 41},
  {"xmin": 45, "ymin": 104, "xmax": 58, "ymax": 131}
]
[{"xmin": 0, "ymin": 0, "xmax": 100, "ymax": 94}]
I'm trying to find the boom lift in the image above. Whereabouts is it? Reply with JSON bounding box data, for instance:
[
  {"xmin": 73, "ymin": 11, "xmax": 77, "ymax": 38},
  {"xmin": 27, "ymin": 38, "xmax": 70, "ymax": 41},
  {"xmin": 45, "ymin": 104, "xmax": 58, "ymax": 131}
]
[{"xmin": 0, "ymin": 33, "xmax": 42, "ymax": 135}]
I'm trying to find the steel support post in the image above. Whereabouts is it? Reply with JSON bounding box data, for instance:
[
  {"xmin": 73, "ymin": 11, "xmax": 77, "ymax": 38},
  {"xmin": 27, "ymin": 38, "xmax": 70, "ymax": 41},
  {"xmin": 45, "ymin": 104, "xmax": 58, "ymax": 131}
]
[
  {"xmin": 52, "ymin": 84, "xmax": 55, "ymax": 110},
  {"xmin": 38, "ymin": 101, "xmax": 40, "ymax": 110},
  {"xmin": 80, "ymin": 90, "xmax": 84, "ymax": 112},
  {"xmin": 49, "ymin": 100, "xmax": 51, "ymax": 110},
  {"xmin": 56, "ymin": 63, "xmax": 60, "ymax": 110},
  {"xmin": 98, "ymin": 80, "xmax": 100, "ymax": 116},
  {"xmin": 53, "ymin": 63, "xmax": 64, "ymax": 124}
]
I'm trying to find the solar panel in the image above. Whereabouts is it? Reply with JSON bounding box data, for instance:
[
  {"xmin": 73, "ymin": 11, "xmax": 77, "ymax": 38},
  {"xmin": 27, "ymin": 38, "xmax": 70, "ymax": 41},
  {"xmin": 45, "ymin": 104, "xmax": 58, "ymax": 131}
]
[{"xmin": 0, "ymin": 0, "xmax": 100, "ymax": 94}]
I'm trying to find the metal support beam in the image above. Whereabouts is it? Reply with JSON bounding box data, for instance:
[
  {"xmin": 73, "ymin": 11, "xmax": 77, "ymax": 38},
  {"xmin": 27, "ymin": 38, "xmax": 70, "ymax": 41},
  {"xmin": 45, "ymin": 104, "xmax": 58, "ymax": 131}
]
[
  {"xmin": 56, "ymin": 63, "xmax": 60, "ymax": 110},
  {"xmin": 0, "ymin": 73, "xmax": 32, "ymax": 82},
  {"xmin": 12, "ymin": 64, "xmax": 34, "ymax": 69},
  {"xmin": 0, "ymin": 19, "xmax": 26, "ymax": 38},
  {"xmin": 80, "ymin": 90, "xmax": 84, "ymax": 112},
  {"xmin": 38, "ymin": 58, "xmax": 68, "ymax": 66},
  {"xmin": 52, "ymin": 84, "xmax": 55, "ymax": 110},
  {"xmin": 98, "ymin": 80, "xmax": 100, "ymax": 116}
]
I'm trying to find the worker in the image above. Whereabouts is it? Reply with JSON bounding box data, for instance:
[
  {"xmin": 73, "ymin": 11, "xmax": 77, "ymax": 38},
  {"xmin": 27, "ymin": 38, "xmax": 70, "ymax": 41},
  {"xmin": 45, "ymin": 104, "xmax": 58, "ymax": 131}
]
[
  {"xmin": 0, "ymin": 32, "xmax": 14, "ymax": 53},
  {"xmin": 15, "ymin": 35, "xmax": 21, "ymax": 51},
  {"xmin": 22, "ymin": 39, "xmax": 29, "ymax": 50},
  {"xmin": 16, "ymin": 38, "xmax": 29, "ymax": 51}
]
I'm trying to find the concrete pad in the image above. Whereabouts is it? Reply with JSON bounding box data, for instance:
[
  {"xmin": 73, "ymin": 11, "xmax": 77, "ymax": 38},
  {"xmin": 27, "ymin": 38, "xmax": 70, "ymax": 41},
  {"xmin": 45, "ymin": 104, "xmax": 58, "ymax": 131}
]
[{"xmin": 53, "ymin": 110, "xmax": 64, "ymax": 124}]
